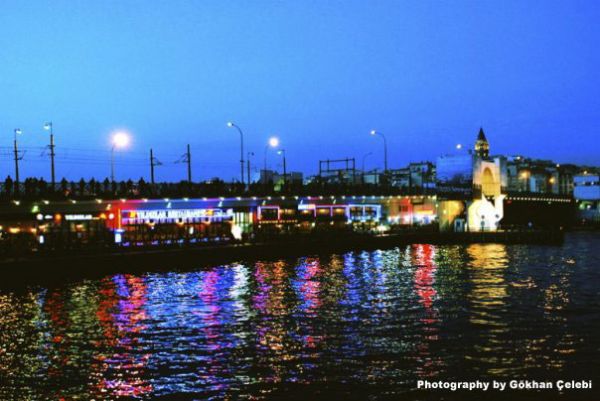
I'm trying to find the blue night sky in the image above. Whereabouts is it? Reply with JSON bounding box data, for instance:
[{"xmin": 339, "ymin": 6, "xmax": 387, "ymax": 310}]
[{"xmin": 0, "ymin": 0, "xmax": 598, "ymax": 182}]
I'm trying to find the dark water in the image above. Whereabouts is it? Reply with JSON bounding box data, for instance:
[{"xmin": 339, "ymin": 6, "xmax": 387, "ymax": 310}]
[{"xmin": 1, "ymin": 233, "xmax": 599, "ymax": 400}]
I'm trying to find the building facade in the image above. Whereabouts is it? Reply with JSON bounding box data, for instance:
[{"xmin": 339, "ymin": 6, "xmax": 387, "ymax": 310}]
[{"xmin": 574, "ymin": 172, "xmax": 600, "ymax": 225}]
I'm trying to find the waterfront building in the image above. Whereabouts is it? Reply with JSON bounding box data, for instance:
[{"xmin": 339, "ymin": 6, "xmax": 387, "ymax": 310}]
[
  {"xmin": 0, "ymin": 193, "xmax": 440, "ymax": 254},
  {"xmin": 574, "ymin": 172, "xmax": 600, "ymax": 225},
  {"xmin": 505, "ymin": 156, "xmax": 560, "ymax": 194},
  {"xmin": 387, "ymin": 167, "xmax": 410, "ymax": 188},
  {"xmin": 435, "ymin": 152, "xmax": 474, "ymax": 191},
  {"xmin": 436, "ymin": 128, "xmax": 506, "ymax": 232},
  {"xmin": 388, "ymin": 162, "xmax": 435, "ymax": 191},
  {"xmin": 361, "ymin": 170, "xmax": 381, "ymax": 185},
  {"xmin": 435, "ymin": 128, "xmax": 579, "ymax": 231},
  {"xmin": 556, "ymin": 164, "xmax": 580, "ymax": 195},
  {"xmin": 469, "ymin": 153, "xmax": 506, "ymax": 232},
  {"xmin": 259, "ymin": 169, "xmax": 277, "ymax": 185},
  {"xmin": 259, "ymin": 169, "xmax": 303, "ymax": 191}
]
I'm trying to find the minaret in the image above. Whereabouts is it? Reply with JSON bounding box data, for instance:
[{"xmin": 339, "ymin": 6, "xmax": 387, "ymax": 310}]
[{"xmin": 474, "ymin": 127, "xmax": 489, "ymax": 159}]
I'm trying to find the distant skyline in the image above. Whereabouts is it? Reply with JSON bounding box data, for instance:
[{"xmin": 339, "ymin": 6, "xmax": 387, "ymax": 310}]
[{"xmin": 0, "ymin": 0, "xmax": 599, "ymax": 182}]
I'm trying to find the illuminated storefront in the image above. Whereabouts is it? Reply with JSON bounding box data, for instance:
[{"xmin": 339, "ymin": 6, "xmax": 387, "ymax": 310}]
[
  {"xmin": 119, "ymin": 208, "xmax": 235, "ymax": 245},
  {"xmin": 0, "ymin": 194, "xmax": 446, "ymax": 253}
]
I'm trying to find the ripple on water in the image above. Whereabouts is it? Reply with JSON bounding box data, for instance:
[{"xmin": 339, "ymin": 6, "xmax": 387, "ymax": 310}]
[{"xmin": 0, "ymin": 232, "xmax": 599, "ymax": 399}]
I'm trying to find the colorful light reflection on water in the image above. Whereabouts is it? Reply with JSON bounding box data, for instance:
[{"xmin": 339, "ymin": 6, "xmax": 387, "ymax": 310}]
[{"xmin": 0, "ymin": 233, "xmax": 599, "ymax": 400}]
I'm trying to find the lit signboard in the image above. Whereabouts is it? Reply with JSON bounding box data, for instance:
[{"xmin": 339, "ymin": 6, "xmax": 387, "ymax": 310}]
[
  {"xmin": 122, "ymin": 208, "xmax": 233, "ymax": 224},
  {"xmin": 64, "ymin": 214, "xmax": 94, "ymax": 221}
]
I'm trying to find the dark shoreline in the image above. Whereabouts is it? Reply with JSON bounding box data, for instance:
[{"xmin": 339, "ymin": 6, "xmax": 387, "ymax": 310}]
[{"xmin": 0, "ymin": 230, "xmax": 564, "ymax": 288}]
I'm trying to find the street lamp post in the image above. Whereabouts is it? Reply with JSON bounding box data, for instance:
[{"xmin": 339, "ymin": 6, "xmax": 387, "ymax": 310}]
[
  {"xmin": 227, "ymin": 122, "xmax": 245, "ymax": 186},
  {"xmin": 110, "ymin": 131, "xmax": 131, "ymax": 182},
  {"xmin": 247, "ymin": 151, "xmax": 254, "ymax": 187},
  {"xmin": 13, "ymin": 129, "xmax": 22, "ymax": 194},
  {"xmin": 370, "ymin": 130, "xmax": 388, "ymax": 172},
  {"xmin": 111, "ymin": 146, "xmax": 115, "ymax": 182},
  {"xmin": 362, "ymin": 151, "xmax": 372, "ymax": 184},
  {"xmin": 263, "ymin": 136, "xmax": 279, "ymax": 186},
  {"xmin": 43, "ymin": 122, "xmax": 56, "ymax": 190}
]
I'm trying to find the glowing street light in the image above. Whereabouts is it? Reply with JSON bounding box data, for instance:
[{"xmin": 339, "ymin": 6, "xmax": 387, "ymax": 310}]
[
  {"xmin": 112, "ymin": 131, "xmax": 130, "ymax": 149},
  {"xmin": 456, "ymin": 143, "xmax": 462, "ymax": 150},
  {"xmin": 269, "ymin": 136, "xmax": 280, "ymax": 148},
  {"xmin": 226, "ymin": 122, "xmax": 245, "ymax": 185},
  {"xmin": 111, "ymin": 131, "xmax": 131, "ymax": 182},
  {"xmin": 370, "ymin": 130, "xmax": 388, "ymax": 172}
]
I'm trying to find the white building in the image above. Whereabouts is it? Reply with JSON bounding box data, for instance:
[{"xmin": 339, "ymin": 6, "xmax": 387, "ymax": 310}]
[
  {"xmin": 437, "ymin": 128, "xmax": 506, "ymax": 232},
  {"xmin": 574, "ymin": 173, "xmax": 600, "ymax": 200},
  {"xmin": 574, "ymin": 173, "xmax": 600, "ymax": 224}
]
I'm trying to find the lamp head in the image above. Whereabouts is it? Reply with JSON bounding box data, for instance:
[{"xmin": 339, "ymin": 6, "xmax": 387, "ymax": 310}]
[
  {"xmin": 370, "ymin": 130, "xmax": 377, "ymax": 136},
  {"xmin": 44, "ymin": 122, "xmax": 52, "ymax": 131},
  {"xmin": 227, "ymin": 122, "xmax": 234, "ymax": 128},
  {"xmin": 112, "ymin": 131, "xmax": 131, "ymax": 149},
  {"xmin": 269, "ymin": 137, "xmax": 280, "ymax": 148},
  {"xmin": 14, "ymin": 128, "xmax": 22, "ymax": 135}
]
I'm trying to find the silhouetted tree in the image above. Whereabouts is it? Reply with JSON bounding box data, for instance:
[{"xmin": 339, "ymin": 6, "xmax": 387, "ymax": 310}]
[
  {"xmin": 4, "ymin": 176, "xmax": 13, "ymax": 197},
  {"xmin": 138, "ymin": 178, "xmax": 148, "ymax": 197},
  {"xmin": 60, "ymin": 178, "xmax": 69, "ymax": 196},
  {"xmin": 102, "ymin": 178, "xmax": 111, "ymax": 195},
  {"xmin": 78, "ymin": 178, "xmax": 86, "ymax": 196},
  {"xmin": 88, "ymin": 178, "xmax": 98, "ymax": 196},
  {"xmin": 37, "ymin": 178, "xmax": 48, "ymax": 197}
]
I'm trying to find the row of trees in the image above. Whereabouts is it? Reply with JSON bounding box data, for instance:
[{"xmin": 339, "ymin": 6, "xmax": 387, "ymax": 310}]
[{"xmin": 0, "ymin": 175, "xmax": 435, "ymax": 201}]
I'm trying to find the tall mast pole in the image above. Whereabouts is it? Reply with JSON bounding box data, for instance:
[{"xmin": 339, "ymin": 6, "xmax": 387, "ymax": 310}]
[
  {"xmin": 186, "ymin": 144, "xmax": 192, "ymax": 182},
  {"xmin": 150, "ymin": 148, "xmax": 155, "ymax": 184}
]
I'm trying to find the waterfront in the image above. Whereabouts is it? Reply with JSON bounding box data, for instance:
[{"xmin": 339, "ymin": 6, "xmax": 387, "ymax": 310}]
[{"xmin": 1, "ymin": 233, "xmax": 599, "ymax": 400}]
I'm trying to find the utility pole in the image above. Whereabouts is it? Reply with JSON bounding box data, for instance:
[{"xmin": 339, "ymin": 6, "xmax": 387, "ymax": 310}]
[
  {"xmin": 177, "ymin": 145, "xmax": 192, "ymax": 183},
  {"xmin": 14, "ymin": 138, "xmax": 20, "ymax": 194},
  {"xmin": 44, "ymin": 122, "xmax": 56, "ymax": 190},
  {"xmin": 50, "ymin": 133, "xmax": 56, "ymax": 189},
  {"xmin": 278, "ymin": 149, "xmax": 287, "ymax": 188},
  {"xmin": 149, "ymin": 148, "xmax": 162, "ymax": 185},
  {"xmin": 110, "ymin": 145, "xmax": 115, "ymax": 183},
  {"xmin": 247, "ymin": 151, "xmax": 254, "ymax": 189},
  {"xmin": 13, "ymin": 129, "xmax": 22, "ymax": 195},
  {"xmin": 150, "ymin": 148, "xmax": 155, "ymax": 184},
  {"xmin": 186, "ymin": 144, "xmax": 192, "ymax": 182},
  {"xmin": 283, "ymin": 155, "xmax": 287, "ymax": 187}
]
